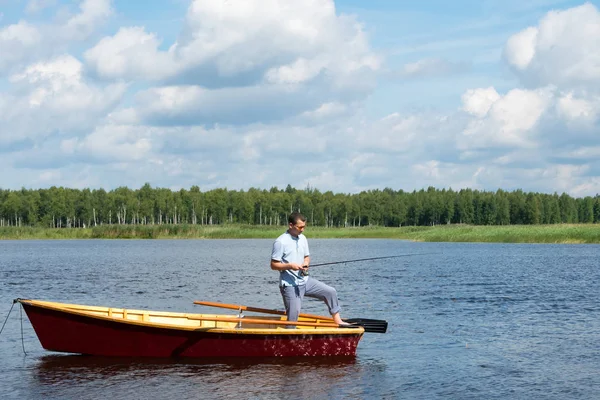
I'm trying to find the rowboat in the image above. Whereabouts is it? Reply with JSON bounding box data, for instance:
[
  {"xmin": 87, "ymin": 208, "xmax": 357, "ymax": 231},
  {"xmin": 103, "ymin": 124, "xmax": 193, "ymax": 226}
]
[{"xmin": 16, "ymin": 299, "xmax": 384, "ymax": 358}]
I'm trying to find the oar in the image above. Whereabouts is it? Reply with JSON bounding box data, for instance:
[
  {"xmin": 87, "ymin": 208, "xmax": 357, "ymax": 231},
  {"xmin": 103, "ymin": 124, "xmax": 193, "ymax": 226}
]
[
  {"xmin": 186, "ymin": 314, "xmax": 350, "ymax": 329},
  {"xmin": 194, "ymin": 301, "xmax": 388, "ymax": 334},
  {"xmin": 194, "ymin": 300, "xmax": 328, "ymax": 321},
  {"xmin": 342, "ymin": 318, "xmax": 388, "ymax": 334}
]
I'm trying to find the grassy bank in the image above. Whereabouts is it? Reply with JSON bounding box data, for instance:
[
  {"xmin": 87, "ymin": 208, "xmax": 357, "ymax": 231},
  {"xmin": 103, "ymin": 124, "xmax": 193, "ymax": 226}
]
[{"xmin": 1, "ymin": 224, "xmax": 599, "ymax": 243}]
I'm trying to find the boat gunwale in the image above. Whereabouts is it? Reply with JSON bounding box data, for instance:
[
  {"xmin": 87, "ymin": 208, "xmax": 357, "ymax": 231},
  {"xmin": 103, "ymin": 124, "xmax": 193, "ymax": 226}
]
[{"xmin": 18, "ymin": 299, "xmax": 365, "ymax": 336}]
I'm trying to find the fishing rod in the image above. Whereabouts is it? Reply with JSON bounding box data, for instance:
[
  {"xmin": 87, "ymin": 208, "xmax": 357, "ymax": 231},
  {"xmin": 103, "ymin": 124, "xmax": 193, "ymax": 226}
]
[{"xmin": 308, "ymin": 253, "xmax": 435, "ymax": 268}]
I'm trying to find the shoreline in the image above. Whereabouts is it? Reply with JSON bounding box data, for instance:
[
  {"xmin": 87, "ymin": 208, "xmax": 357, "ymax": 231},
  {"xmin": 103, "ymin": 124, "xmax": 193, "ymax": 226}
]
[{"xmin": 1, "ymin": 224, "xmax": 599, "ymax": 243}]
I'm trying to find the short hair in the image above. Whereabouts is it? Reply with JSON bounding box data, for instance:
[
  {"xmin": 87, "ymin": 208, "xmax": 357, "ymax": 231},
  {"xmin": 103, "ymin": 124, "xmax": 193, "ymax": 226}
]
[{"xmin": 288, "ymin": 212, "xmax": 306, "ymax": 225}]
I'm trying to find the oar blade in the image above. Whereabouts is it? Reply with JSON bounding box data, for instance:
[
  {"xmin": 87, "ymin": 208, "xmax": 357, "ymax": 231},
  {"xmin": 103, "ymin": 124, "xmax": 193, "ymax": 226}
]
[{"xmin": 343, "ymin": 318, "xmax": 388, "ymax": 334}]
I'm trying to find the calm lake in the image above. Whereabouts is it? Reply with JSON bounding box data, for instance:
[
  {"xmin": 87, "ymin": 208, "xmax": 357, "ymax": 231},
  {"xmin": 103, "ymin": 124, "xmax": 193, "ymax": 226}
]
[{"xmin": 1, "ymin": 239, "xmax": 599, "ymax": 399}]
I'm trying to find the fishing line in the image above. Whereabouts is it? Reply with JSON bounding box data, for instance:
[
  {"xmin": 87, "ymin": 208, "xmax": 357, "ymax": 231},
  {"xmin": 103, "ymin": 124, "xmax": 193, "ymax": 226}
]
[
  {"xmin": 301, "ymin": 253, "xmax": 436, "ymax": 276},
  {"xmin": 309, "ymin": 253, "xmax": 438, "ymax": 268}
]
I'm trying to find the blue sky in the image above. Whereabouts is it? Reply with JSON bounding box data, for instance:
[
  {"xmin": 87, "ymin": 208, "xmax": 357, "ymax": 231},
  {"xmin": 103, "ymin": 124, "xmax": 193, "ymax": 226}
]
[{"xmin": 1, "ymin": 0, "xmax": 600, "ymax": 196}]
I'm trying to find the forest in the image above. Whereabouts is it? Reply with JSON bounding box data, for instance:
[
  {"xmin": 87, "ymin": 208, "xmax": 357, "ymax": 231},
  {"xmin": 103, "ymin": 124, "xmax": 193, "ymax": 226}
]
[{"xmin": 0, "ymin": 183, "xmax": 599, "ymax": 228}]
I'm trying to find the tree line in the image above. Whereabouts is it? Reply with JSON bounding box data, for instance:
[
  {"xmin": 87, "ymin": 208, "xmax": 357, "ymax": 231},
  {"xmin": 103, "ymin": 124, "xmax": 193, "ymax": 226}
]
[{"xmin": 1, "ymin": 183, "xmax": 599, "ymax": 228}]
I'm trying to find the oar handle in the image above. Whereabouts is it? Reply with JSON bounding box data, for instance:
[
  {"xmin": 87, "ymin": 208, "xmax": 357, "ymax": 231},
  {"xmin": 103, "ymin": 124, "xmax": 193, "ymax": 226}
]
[{"xmin": 194, "ymin": 301, "xmax": 284, "ymax": 315}]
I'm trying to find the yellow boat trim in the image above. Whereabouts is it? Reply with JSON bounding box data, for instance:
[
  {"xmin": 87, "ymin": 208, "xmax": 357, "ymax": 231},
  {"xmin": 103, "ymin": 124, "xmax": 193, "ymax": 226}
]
[{"xmin": 19, "ymin": 299, "xmax": 364, "ymax": 336}]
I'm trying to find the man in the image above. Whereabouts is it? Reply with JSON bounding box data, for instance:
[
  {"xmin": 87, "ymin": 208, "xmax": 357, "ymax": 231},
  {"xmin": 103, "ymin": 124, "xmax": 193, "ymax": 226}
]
[{"xmin": 270, "ymin": 212, "xmax": 348, "ymax": 325}]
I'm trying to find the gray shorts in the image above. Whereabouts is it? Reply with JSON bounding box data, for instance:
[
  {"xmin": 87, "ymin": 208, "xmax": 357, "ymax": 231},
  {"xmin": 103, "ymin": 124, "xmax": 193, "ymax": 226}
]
[{"xmin": 279, "ymin": 277, "xmax": 341, "ymax": 322}]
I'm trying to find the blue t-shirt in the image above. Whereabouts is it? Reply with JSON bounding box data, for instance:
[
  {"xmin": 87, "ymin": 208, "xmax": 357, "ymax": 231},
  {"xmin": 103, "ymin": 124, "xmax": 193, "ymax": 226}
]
[{"xmin": 271, "ymin": 231, "xmax": 310, "ymax": 287}]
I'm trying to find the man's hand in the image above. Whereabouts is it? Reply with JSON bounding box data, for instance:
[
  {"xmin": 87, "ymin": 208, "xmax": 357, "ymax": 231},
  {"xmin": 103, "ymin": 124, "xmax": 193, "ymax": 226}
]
[
  {"xmin": 288, "ymin": 263, "xmax": 304, "ymax": 271},
  {"xmin": 287, "ymin": 263, "xmax": 309, "ymax": 276}
]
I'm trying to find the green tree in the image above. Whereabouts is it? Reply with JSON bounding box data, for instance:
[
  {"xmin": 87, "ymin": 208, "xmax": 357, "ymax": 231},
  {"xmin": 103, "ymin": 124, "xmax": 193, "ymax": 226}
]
[
  {"xmin": 523, "ymin": 193, "xmax": 541, "ymax": 224},
  {"xmin": 2, "ymin": 191, "xmax": 21, "ymax": 226},
  {"xmin": 578, "ymin": 197, "xmax": 594, "ymax": 223},
  {"xmin": 559, "ymin": 193, "xmax": 578, "ymax": 223},
  {"xmin": 455, "ymin": 189, "xmax": 474, "ymax": 224},
  {"xmin": 594, "ymin": 196, "xmax": 600, "ymax": 223},
  {"xmin": 495, "ymin": 189, "xmax": 510, "ymax": 225}
]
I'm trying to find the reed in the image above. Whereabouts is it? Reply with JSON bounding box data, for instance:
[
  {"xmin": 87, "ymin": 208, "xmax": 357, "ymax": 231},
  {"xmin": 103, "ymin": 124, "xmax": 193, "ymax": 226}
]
[
  {"xmin": 87, "ymin": 224, "xmax": 285, "ymax": 239},
  {"xmin": 398, "ymin": 224, "xmax": 600, "ymax": 243},
  {"xmin": 1, "ymin": 224, "xmax": 599, "ymax": 243},
  {"xmin": 0, "ymin": 226, "xmax": 90, "ymax": 239}
]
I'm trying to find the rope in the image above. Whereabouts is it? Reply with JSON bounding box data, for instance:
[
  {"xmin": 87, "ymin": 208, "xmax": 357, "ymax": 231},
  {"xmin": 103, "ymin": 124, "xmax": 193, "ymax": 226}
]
[
  {"xmin": 20, "ymin": 303, "xmax": 27, "ymax": 355},
  {"xmin": 0, "ymin": 301, "xmax": 15, "ymax": 336},
  {"xmin": 0, "ymin": 300, "xmax": 28, "ymax": 355}
]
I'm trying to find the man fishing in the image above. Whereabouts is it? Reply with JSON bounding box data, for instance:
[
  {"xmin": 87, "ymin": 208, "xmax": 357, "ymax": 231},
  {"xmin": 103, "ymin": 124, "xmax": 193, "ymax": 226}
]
[{"xmin": 270, "ymin": 212, "xmax": 349, "ymax": 326}]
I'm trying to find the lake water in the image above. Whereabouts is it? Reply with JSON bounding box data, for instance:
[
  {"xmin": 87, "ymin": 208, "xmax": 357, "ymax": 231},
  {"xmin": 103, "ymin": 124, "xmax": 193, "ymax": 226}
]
[{"xmin": 1, "ymin": 239, "xmax": 599, "ymax": 399}]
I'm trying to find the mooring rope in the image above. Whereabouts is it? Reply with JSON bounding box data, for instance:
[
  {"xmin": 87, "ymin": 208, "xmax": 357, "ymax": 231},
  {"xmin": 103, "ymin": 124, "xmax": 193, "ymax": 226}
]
[
  {"xmin": 0, "ymin": 300, "xmax": 15, "ymax": 336},
  {"xmin": 19, "ymin": 303, "xmax": 27, "ymax": 355},
  {"xmin": 0, "ymin": 300, "xmax": 28, "ymax": 355}
]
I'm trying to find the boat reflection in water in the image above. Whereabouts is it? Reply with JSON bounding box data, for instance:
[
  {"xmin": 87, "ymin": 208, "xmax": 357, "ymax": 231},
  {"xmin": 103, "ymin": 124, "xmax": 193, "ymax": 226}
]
[{"xmin": 34, "ymin": 354, "xmax": 370, "ymax": 399}]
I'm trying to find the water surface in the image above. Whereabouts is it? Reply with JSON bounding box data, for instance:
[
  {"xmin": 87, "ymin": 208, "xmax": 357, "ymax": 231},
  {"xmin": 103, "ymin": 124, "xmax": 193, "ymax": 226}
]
[{"xmin": 1, "ymin": 239, "xmax": 598, "ymax": 399}]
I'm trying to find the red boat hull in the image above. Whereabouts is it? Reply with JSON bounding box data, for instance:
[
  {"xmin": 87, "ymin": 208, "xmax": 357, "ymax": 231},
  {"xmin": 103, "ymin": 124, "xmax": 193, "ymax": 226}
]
[{"xmin": 22, "ymin": 304, "xmax": 362, "ymax": 357}]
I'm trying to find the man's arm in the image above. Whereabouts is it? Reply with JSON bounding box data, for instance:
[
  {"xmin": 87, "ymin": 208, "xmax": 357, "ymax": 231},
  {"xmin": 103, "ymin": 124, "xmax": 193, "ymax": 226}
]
[{"xmin": 270, "ymin": 259, "xmax": 304, "ymax": 271}]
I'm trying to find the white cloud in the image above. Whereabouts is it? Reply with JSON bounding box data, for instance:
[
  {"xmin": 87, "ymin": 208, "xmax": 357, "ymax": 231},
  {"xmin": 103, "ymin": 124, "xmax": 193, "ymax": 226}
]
[
  {"xmin": 63, "ymin": 0, "xmax": 113, "ymax": 39},
  {"xmin": 412, "ymin": 160, "xmax": 442, "ymax": 179},
  {"xmin": 84, "ymin": 27, "xmax": 177, "ymax": 80},
  {"xmin": 0, "ymin": 0, "xmax": 112, "ymax": 75},
  {"xmin": 569, "ymin": 178, "xmax": 600, "ymax": 198},
  {"xmin": 453, "ymin": 4, "xmax": 600, "ymax": 194},
  {"xmin": 10, "ymin": 55, "xmax": 125, "ymax": 112},
  {"xmin": 488, "ymin": 89, "xmax": 551, "ymax": 137},
  {"xmin": 540, "ymin": 164, "xmax": 590, "ymax": 192},
  {"xmin": 174, "ymin": 0, "xmax": 357, "ymax": 78},
  {"xmin": 504, "ymin": 2, "xmax": 600, "ymax": 89},
  {"xmin": 460, "ymin": 87, "xmax": 552, "ymax": 150},
  {"xmin": 11, "ymin": 55, "xmax": 87, "ymax": 104},
  {"xmin": 0, "ymin": 55, "xmax": 126, "ymax": 147},
  {"xmin": 133, "ymin": 84, "xmax": 310, "ymax": 125},
  {"xmin": 0, "ymin": 21, "xmax": 42, "ymax": 73},
  {"xmin": 556, "ymin": 92, "xmax": 598, "ymax": 123},
  {"xmin": 462, "ymin": 87, "xmax": 500, "ymax": 117},
  {"xmin": 357, "ymin": 114, "xmax": 421, "ymax": 151},
  {"xmin": 301, "ymin": 102, "xmax": 348, "ymax": 120},
  {"xmin": 264, "ymin": 58, "xmax": 327, "ymax": 85},
  {"xmin": 84, "ymin": 0, "xmax": 379, "ymax": 125},
  {"xmin": 503, "ymin": 27, "xmax": 537, "ymax": 70},
  {"xmin": 39, "ymin": 170, "xmax": 61, "ymax": 183},
  {"xmin": 63, "ymin": 124, "xmax": 153, "ymax": 162},
  {"xmin": 353, "ymin": 112, "xmax": 460, "ymax": 164},
  {"xmin": 87, "ymin": 0, "xmax": 379, "ymax": 85}
]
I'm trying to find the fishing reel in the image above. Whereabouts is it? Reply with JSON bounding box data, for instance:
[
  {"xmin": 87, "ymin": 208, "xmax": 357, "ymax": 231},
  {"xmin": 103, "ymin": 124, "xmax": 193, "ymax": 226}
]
[{"xmin": 300, "ymin": 265, "xmax": 309, "ymax": 276}]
